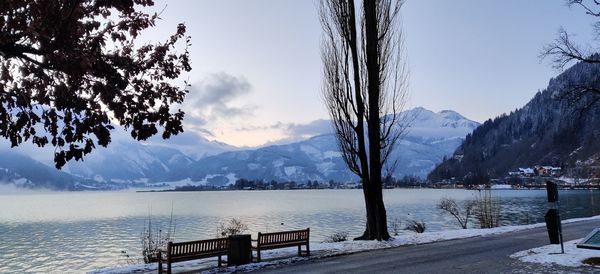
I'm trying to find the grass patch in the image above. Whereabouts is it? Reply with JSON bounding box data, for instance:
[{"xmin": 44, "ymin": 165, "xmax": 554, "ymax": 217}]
[
  {"xmin": 583, "ymin": 257, "xmax": 600, "ymax": 266},
  {"xmin": 325, "ymin": 231, "xmax": 349, "ymax": 242},
  {"xmin": 404, "ymin": 220, "xmax": 426, "ymax": 233}
]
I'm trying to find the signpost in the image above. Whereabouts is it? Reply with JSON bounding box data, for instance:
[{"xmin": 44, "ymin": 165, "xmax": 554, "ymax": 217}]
[{"xmin": 544, "ymin": 181, "xmax": 564, "ymax": 253}]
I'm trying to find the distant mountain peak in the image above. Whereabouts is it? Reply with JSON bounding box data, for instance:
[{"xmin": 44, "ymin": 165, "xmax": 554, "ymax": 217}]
[{"xmin": 438, "ymin": 110, "xmax": 467, "ymax": 120}]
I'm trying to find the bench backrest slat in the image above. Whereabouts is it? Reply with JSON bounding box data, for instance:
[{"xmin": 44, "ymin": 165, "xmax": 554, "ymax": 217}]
[
  {"xmin": 258, "ymin": 228, "xmax": 309, "ymax": 245},
  {"xmin": 167, "ymin": 238, "xmax": 229, "ymax": 259}
]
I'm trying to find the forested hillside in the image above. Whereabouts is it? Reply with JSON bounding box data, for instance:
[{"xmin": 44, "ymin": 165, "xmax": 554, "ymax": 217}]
[{"xmin": 429, "ymin": 59, "xmax": 600, "ymax": 182}]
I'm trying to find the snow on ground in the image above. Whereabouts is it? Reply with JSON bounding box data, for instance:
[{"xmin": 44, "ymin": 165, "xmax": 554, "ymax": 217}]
[
  {"xmin": 90, "ymin": 215, "xmax": 600, "ymax": 274},
  {"xmin": 511, "ymin": 239, "xmax": 600, "ymax": 267}
]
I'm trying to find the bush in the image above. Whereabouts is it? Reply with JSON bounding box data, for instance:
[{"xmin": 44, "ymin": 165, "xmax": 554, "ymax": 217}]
[
  {"xmin": 390, "ymin": 217, "xmax": 402, "ymax": 236},
  {"xmin": 405, "ymin": 220, "xmax": 426, "ymax": 233},
  {"xmin": 217, "ymin": 218, "xmax": 248, "ymax": 237},
  {"xmin": 474, "ymin": 189, "xmax": 501, "ymax": 228},
  {"xmin": 326, "ymin": 231, "xmax": 349, "ymax": 242},
  {"xmin": 140, "ymin": 213, "xmax": 176, "ymax": 264},
  {"xmin": 438, "ymin": 197, "xmax": 476, "ymax": 229}
]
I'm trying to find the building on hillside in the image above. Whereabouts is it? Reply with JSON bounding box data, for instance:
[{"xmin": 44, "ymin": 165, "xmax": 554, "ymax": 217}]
[
  {"xmin": 519, "ymin": 168, "xmax": 535, "ymax": 176},
  {"xmin": 508, "ymin": 166, "xmax": 562, "ymax": 177},
  {"xmin": 537, "ymin": 166, "xmax": 562, "ymax": 176}
]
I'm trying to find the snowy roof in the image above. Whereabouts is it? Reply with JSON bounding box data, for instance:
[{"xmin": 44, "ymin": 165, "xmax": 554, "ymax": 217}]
[{"xmin": 519, "ymin": 168, "xmax": 535, "ymax": 173}]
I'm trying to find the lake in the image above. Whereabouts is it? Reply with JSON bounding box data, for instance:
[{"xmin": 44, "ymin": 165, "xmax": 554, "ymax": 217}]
[{"xmin": 0, "ymin": 188, "xmax": 598, "ymax": 273}]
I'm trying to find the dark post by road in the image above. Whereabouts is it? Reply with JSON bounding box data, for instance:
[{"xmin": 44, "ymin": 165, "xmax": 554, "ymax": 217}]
[{"xmin": 545, "ymin": 181, "xmax": 564, "ymax": 253}]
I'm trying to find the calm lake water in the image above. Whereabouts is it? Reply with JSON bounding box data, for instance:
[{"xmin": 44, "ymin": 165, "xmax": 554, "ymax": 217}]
[{"xmin": 0, "ymin": 188, "xmax": 599, "ymax": 273}]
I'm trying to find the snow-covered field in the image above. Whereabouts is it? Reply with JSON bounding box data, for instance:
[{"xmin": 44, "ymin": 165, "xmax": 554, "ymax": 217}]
[
  {"xmin": 91, "ymin": 215, "xmax": 600, "ymax": 274},
  {"xmin": 511, "ymin": 239, "xmax": 600, "ymax": 268}
]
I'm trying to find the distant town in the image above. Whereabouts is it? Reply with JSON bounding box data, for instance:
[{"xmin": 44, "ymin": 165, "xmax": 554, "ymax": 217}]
[
  {"xmin": 140, "ymin": 164, "xmax": 600, "ymax": 193},
  {"xmin": 434, "ymin": 165, "xmax": 600, "ymax": 190}
]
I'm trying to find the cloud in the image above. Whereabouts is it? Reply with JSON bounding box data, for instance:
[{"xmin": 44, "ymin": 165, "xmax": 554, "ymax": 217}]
[
  {"xmin": 182, "ymin": 73, "xmax": 255, "ymax": 131},
  {"xmin": 174, "ymin": 73, "xmax": 332, "ymax": 147},
  {"xmin": 237, "ymin": 119, "xmax": 331, "ymax": 135},
  {"xmin": 194, "ymin": 73, "xmax": 250, "ymax": 106},
  {"xmin": 183, "ymin": 115, "xmax": 209, "ymax": 128},
  {"xmin": 280, "ymin": 119, "xmax": 332, "ymax": 137},
  {"xmin": 236, "ymin": 119, "xmax": 333, "ymax": 146}
]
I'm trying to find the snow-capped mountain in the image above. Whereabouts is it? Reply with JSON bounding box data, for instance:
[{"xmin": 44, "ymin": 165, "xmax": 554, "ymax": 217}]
[
  {"xmin": 0, "ymin": 107, "xmax": 479, "ymax": 188},
  {"xmin": 188, "ymin": 134, "xmax": 352, "ymax": 185},
  {"xmin": 0, "ymin": 150, "xmax": 76, "ymax": 189},
  {"xmin": 0, "ymin": 150, "xmax": 118, "ymax": 190},
  {"xmin": 186, "ymin": 107, "xmax": 480, "ymax": 185},
  {"xmin": 144, "ymin": 131, "xmax": 237, "ymax": 160},
  {"xmin": 406, "ymin": 107, "xmax": 480, "ymax": 139},
  {"xmin": 0, "ymin": 128, "xmax": 235, "ymax": 187},
  {"xmin": 63, "ymin": 141, "xmax": 194, "ymax": 183}
]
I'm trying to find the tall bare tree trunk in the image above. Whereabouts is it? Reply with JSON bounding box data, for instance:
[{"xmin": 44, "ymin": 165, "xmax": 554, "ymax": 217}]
[
  {"xmin": 320, "ymin": 0, "xmax": 407, "ymax": 241},
  {"xmin": 346, "ymin": 0, "xmax": 376, "ymax": 239},
  {"xmin": 347, "ymin": 0, "xmax": 371, "ymax": 186},
  {"xmin": 355, "ymin": 0, "xmax": 390, "ymax": 241}
]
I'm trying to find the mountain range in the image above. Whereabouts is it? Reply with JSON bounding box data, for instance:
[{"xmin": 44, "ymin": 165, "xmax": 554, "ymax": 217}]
[
  {"xmin": 429, "ymin": 59, "xmax": 600, "ymax": 182},
  {"xmin": 0, "ymin": 107, "xmax": 479, "ymax": 190}
]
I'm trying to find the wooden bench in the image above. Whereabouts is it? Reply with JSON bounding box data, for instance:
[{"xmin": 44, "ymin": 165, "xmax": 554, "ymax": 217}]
[
  {"xmin": 158, "ymin": 237, "xmax": 229, "ymax": 274},
  {"xmin": 252, "ymin": 228, "xmax": 310, "ymax": 262}
]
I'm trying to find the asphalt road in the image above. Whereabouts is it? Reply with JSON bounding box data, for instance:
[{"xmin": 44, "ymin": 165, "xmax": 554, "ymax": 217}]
[{"xmin": 251, "ymin": 219, "xmax": 600, "ymax": 274}]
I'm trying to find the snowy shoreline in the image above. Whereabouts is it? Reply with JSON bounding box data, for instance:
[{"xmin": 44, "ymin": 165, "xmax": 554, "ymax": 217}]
[{"xmin": 91, "ymin": 215, "xmax": 600, "ymax": 274}]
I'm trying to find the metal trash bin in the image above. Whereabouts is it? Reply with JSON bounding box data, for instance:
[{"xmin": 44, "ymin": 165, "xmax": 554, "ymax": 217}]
[
  {"xmin": 228, "ymin": 234, "xmax": 252, "ymax": 266},
  {"xmin": 545, "ymin": 209, "xmax": 560, "ymax": 244}
]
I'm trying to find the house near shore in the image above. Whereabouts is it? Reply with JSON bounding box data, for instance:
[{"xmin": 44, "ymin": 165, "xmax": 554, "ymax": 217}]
[
  {"xmin": 508, "ymin": 166, "xmax": 562, "ymax": 177},
  {"xmin": 537, "ymin": 166, "xmax": 562, "ymax": 176},
  {"xmin": 508, "ymin": 168, "xmax": 535, "ymax": 177}
]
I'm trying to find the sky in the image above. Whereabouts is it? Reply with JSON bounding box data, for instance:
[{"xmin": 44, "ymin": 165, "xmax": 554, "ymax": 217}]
[{"xmin": 143, "ymin": 0, "xmax": 599, "ymax": 147}]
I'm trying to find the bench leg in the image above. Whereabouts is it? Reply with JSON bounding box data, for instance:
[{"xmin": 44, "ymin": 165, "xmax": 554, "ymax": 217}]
[
  {"xmin": 218, "ymin": 255, "xmax": 222, "ymax": 267},
  {"xmin": 167, "ymin": 261, "xmax": 172, "ymax": 274},
  {"xmin": 157, "ymin": 251, "xmax": 163, "ymax": 274},
  {"xmin": 306, "ymin": 242, "xmax": 310, "ymax": 256},
  {"xmin": 257, "ymin": 249, "xmax": 261, "ymax": 262},
  {"xmin": 298, "ymin": 245, "xmax": 301, "ymax": 256}
]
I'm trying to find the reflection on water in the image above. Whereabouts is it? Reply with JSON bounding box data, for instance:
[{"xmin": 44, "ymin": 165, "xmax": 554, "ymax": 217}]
[{"xmin": 0, "ymin": 189, "xmax": 598, "ymax": 272}]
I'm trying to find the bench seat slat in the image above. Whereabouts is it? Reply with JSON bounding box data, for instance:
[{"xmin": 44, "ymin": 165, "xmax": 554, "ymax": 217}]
[
  {"xmin": 253, "ymin": 240, "xmax": 308, "ymax": 250},
  {"xmin": 170, "ymin": 250, "xmax": 227, "ymax": 262}
]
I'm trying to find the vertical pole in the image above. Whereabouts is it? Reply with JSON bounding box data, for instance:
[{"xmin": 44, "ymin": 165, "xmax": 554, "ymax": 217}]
[
  {"xmin": 556, "ymin": 199, "xmax": 564, "ymax": 254},
  {"xmin": 158, "ymin": 251, "xmax": 162, "ymax": 274}
]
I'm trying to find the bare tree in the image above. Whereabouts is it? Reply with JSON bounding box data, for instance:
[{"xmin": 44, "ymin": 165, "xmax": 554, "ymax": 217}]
[
  {"xmin": 474, "ymin": 189, "xmax": 501, "ymax": 229},
  {"xmin": 541, "ymin": 0, "xmax": 600, "ymax": 70},
  {"xmin": 541, "ymin": 1, "xmax": 600, "ymax": 115},
  {"xmin": 320, "ymin": 0, "xmax": 409, "ymax": 240},
  {"xmin": 438, "ymin": 198, "xmax": 476, "ymax": 229}
]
